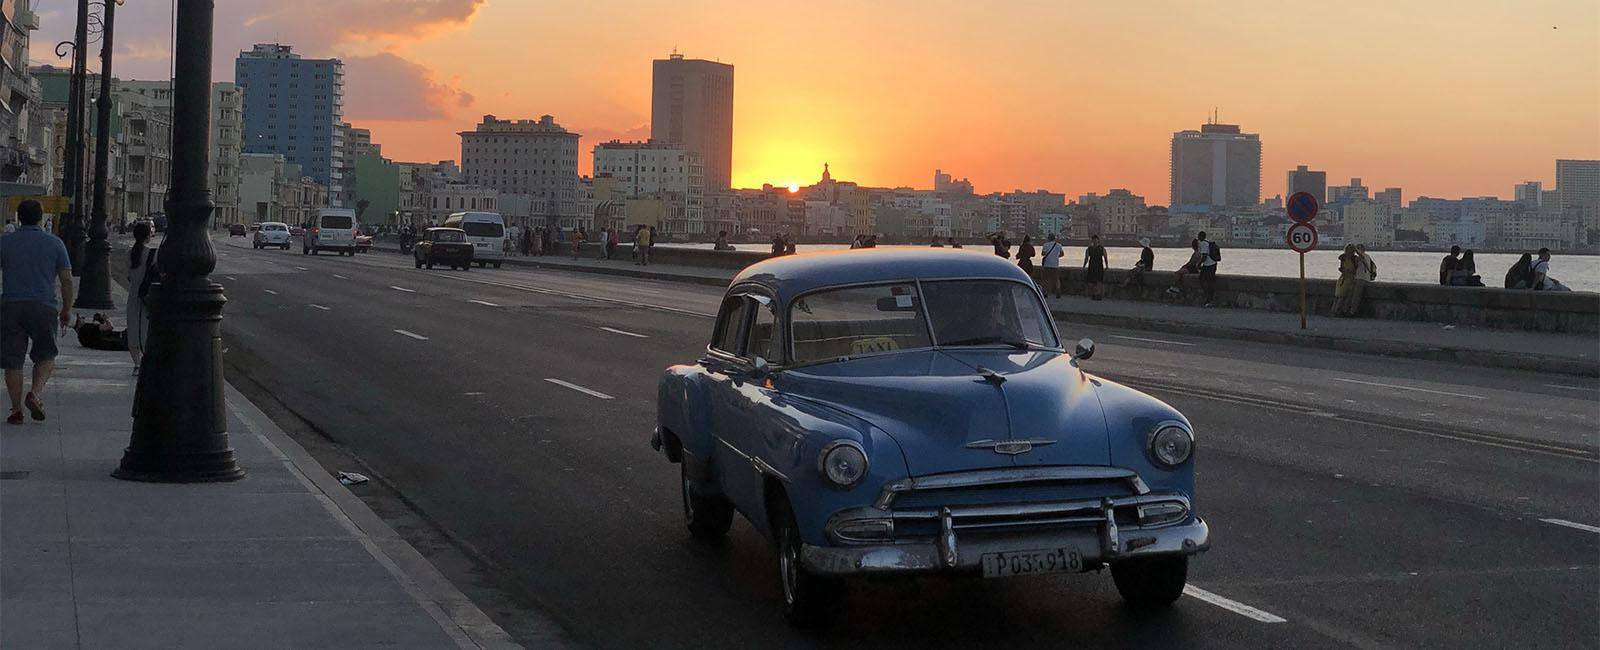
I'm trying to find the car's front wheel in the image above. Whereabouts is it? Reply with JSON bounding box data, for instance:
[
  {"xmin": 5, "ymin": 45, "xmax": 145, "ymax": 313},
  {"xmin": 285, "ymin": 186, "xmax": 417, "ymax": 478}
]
[
  {"xmin": 681, "ymin": 464, "xmax": 732, "ymax": 542},
  {"xmin": 1111, "ymin": 556, "xmax": 1188, "ymax": 608},
  {"xmin": 774, "ymin": 500, "xmax": 843, "ymax": 628}
]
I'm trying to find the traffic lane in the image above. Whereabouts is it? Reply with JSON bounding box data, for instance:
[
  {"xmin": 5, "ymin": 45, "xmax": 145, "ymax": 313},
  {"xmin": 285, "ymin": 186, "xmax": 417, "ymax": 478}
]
[
  {"xmin": 1172, "ymin": 395, "xmax": 1598, "ymax": 648},
  {"xmin": 213, "ymin": 268, "xmax": 1328, "ymax": 648}
]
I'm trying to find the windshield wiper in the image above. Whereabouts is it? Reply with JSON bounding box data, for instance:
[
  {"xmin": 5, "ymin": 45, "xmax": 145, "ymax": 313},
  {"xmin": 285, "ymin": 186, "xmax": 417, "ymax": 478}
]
[{"xmin": 940, "ymin": 335, "xmax": 1031, "ymax": 349}]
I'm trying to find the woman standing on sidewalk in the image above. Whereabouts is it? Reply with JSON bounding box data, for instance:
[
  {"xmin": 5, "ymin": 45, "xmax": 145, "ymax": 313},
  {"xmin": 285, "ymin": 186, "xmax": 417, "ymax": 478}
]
[
  {"xmin": 1083, "ymin": 234, "xmax": 1107, "ymax": 300},
  {"xmin": 1016, "ymin": 235, "xmax": 1036, "ymax": 278},
  {"xmin": 1332, "ymin": 244, "xmax": 1359, "ymax": 315},
  {"xmin": 126, "ymin": 222, "xmax": 154, "ymax": 374}
]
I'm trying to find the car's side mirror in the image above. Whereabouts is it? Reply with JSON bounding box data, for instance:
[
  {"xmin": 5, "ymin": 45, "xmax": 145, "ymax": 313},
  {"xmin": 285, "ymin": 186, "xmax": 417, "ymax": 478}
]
[
  {"xmin": 1072, "ymin": 338, "xmax": 1095, "ymax": 362},
  {"xmin": 751, "ymin": 356, "xmax": 771, "ymax": 378}
]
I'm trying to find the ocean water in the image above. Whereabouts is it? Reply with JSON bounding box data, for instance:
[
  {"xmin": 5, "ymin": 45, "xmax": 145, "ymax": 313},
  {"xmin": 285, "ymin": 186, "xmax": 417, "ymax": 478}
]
[{"xmin": 664, "ymin": 243, "xmax": 1599, "ymax": 292}]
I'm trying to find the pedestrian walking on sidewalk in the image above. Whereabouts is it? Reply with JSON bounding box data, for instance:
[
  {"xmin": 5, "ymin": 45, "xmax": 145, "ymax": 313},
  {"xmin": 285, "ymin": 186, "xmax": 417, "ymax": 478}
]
[
  {"xmin": 1125, "ymin": 238, "xmax": 1154, "ymax": 287},
  {"xmin": 597, "ymin": 227, "xmax": 610, "ymax": 260},
  {"xmin": 126, "ymin": 222, "xmax": 156, "ymax": 373},
  {"xmin": 1083, "ymin": 235, "xmax": 1107, "ymax": 300},
  {"xmin": 0, "ymin": 200, "xmax": 74, "ymax": 424},
  {"xmin": 1016, "ymin": 235, "xmax": 1036, "ymax": 278},
  {"xmin": 607, "ymin": 227, "xmax": 619, "ymax": 260},
  {"xmin": 1039, "ymin": 234, "xmax": 1064, "ymax": 299},
  {"xmin": 637, "ymin": 225, "xmax": 653, "ymax": 266}
]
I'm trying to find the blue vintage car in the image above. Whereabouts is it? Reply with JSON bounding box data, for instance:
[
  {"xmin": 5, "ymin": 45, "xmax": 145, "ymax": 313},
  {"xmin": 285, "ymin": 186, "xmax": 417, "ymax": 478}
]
[{"xmin": 652, "ymin": 248, "xmax": 1210, "ymax": 626}]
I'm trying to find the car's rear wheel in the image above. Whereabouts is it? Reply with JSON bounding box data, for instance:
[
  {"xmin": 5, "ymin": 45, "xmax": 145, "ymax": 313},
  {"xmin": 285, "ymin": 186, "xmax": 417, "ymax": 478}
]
[
  {"xmin": 681, "ymin": 464, "xmax": 732, "ymax": 542},
  {"xmin": 774, "ymin": 500, "xmax": 843, "ymax": 628},
  {"xmin": 1111, "ymin": 556, "xmax": 1188, "ymax": 608}
]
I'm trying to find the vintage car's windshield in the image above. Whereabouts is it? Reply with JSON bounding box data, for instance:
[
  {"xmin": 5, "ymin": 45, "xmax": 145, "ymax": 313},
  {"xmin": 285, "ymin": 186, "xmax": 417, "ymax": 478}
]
[
  {"xmin": 432, "ymin": 230, "xmax": 467, "ymax": 242},
  {"xmin": 788, "ymin": 280, "xmax": 1057, "ymax": 364}
]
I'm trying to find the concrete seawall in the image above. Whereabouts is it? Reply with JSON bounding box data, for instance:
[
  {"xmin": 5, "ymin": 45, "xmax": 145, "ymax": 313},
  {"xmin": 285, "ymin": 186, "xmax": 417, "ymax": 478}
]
[{"xmin": 637, "ymin": 247, "xmax": 1600, "ymax": 334}]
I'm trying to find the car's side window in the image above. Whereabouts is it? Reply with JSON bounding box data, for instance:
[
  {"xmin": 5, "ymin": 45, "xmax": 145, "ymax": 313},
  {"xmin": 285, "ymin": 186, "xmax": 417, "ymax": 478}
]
[
  {"xmin": 710, "ymin": 296, "xmax": 750, "ymax": 357},
  {"xmin": 747, "ymin": 298, "xmax": 779, "ymax": 364}
]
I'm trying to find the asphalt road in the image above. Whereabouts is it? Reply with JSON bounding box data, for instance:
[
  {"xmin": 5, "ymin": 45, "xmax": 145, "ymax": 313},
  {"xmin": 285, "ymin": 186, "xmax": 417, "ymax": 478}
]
[{"xmin": 203, "ymin": 235, "xmax": 1599, "ymax": 649}]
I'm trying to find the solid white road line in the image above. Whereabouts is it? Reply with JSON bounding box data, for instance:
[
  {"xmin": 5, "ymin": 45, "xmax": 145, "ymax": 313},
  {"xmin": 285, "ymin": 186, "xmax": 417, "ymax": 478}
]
[
  {"xmin": 1330, "ymin": 377, "xmax": 1482, "ymax": 400},
  {"xmin": 468, "ymin": 299, "xmax": 501, "ymax": 307},
  {"xmin": 333, "ymin": 274, "xmax": 349, "ymax": 279},
  {"xmin": 1540, "ymin": 518, "xmax": 1600, "ymax": 534},
  {"xmin": 543, "ymin": 378, "xmax": 614, "ymax": 400},
  {"xmin": 263, "ymin": 289, "xmax": 278, "ymax": 295},
  {"xmin": 600, "ymin": 326, "xmax": 648, "ymax": 338},
  {"xmin": 1109, "ymin": 334, "xmax": 1195, "ymax": 347},
  {"xmin": 393, "ymin": 329, "xmax": 429, "ymax": 341},
  {"xmin": 390, "ymin": 285, "xmax": 416, "ymax": 293},
  {"xmin": 1183, "ymin": 585, "xmax": 1287, "ymax": 623},
  {"xmin": 307, "ymin": 304, "xmax": 331, "ymax": 311}
]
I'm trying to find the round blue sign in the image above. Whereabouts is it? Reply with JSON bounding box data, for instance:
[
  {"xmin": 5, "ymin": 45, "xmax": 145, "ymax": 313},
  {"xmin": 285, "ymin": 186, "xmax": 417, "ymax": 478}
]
[{"xmin": 1287, "ymin": 192, "xmax": 1319, "ymax": 223}]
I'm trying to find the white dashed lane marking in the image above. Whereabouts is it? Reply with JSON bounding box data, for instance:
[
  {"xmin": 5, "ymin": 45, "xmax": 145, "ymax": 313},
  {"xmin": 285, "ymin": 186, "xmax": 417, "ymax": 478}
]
[
  {"xmin": 1330, "ymin": 377, "xmax": 1482, "ymax": 400},
  {"xmin": 468, "ymin": 300, "xmax": 500, "ymax": 307},
  {"xmin": 1540, "ymin": 518, "xmax": 1600, "ymax": 534},
  {"xmin": 1544, "ymin": 384, "xmax": 1589, "ymax": 391},
  {"xmin": 307, "ymin": 304, "xmax": 330, "ymax": 311},
  {"xmin": 262, "ymin": 289, "xmax": 278, "ymax": 295},
  {"xmin": 393, "ymin": 329, "xmax": 428, "ymax": 341},
  {"xmin": 390, "ymin": 286, "xmax": 416, "ymax": 293},
  {"xmin": 1109, "ymin": 334, "xmax": 1195, "ymax": 347},
  {"xmin": 333, "ymin": 274, "xmax": 349, "ymax": 279},
  {"xmin": 600, "ymin": 326, "xmax": 648, "ymax": 338},
  {"xmin": 1183, "ymin": 585, "xmax": 1287, "ymax": 623},
  {"xmin": 295, "ymin": 266, "xmax": 308, "ymax": 271},
  {"xmin": 224, "ymin": 276, "xmax": 237, "ymax": 281},
  {"xmin": 543, "ymin": 378, "xmax": 613, "ymax": 400}
]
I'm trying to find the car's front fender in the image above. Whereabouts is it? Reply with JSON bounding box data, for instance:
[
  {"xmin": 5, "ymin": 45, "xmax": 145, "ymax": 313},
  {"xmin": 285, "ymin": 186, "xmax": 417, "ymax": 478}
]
[{"xmin": 656, "ymin": 364, "xmax": 716, "ymax": 463}]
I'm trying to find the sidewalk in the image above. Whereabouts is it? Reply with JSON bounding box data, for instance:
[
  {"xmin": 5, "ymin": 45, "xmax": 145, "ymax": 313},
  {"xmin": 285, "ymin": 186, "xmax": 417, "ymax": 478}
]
[
  {"xmin": 1, "ymin": 287, "xmax": 534, "ymax": 647},
  {"xmin": 495, "ymin": 252, "xmax": 1599, "ymax": 377}
]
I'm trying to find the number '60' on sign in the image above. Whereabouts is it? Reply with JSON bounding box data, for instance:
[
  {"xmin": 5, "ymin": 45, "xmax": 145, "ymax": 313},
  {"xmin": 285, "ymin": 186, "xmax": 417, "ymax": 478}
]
[{"xmin": 1286, "ymin": 222, "xmax": 1318, "ymax": 253}]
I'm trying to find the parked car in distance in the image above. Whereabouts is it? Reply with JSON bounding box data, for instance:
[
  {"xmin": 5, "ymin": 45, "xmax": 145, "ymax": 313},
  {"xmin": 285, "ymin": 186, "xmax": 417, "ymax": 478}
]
[
  {"xmin": 303, "ymin": 208, "xmax": 359, "ymax": 256},
  {"xmin": 228, "ymin": 223, "xmax": 247, "ymax": 237},
  {"xmin": 248, "ymin": 223, "xmax": 261, "ymax": 232},
  {"xmin": 441, "ymin": 211, "xmax": 505, "ymax": 268},
  {"xmin": 652, "ymin": 249, "xmax": 1208, "ymax": 627},
  {"xmin": 413, "ymin": 227, "xmax": 474, "ymax": 270},
  {"xmin": 253, "ymin": 222, "xmax": 292, "ymax": 250},
  {"xmin": 355, "ymin": 232, "xmax": 373, "ymax": 253},
  {"xmin": 290, "ymin": 225, "xmax": 305, "ymax": 237}
]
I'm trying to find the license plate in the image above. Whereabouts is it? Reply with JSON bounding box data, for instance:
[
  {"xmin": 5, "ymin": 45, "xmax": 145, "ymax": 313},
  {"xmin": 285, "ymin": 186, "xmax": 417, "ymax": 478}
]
[{"xmin": 981, "ymin": 547, "xmax": 1082, "ymax": 578}]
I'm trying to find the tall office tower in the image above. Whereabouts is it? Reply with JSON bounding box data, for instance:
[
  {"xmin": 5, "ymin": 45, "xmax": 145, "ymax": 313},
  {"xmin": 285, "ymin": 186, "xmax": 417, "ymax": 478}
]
[
  {"xmin": 651, "ymin": 53, "xmax": 733, "ymax": 191},
  {"xmin": 1170, "ymin": 121, "xmax": 1261, "ymax": 209},
  {"xmin": 236, "ymin": 43, "xmax": 344, "ymax": 202}
]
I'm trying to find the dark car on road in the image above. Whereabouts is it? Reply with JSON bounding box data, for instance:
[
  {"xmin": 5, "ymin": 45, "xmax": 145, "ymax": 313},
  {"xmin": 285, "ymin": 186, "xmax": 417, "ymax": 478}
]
[
  {"xmin": 414, "ymin": 227, "xmax": 475, "ymax": 270},
  {"xmin": 228, "ymin": 223, "xmax": 247, "ymax": 237}
]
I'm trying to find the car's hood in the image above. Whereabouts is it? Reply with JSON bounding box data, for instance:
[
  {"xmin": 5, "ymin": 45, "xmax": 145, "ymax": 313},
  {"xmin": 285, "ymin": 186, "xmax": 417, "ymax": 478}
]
[{"xmin": 780, "ymin": 350, "xmax": 1108, "ymax": 476}]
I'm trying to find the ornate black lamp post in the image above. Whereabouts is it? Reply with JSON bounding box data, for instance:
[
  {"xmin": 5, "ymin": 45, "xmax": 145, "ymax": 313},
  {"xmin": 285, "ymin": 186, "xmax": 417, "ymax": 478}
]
[
  {"xmin": 58, "ymin": 0, "xmax": 90, "ymax": 272},
  {"xmin": 114, "ymin": 0, "xmax": 243, "ymax": 483},
  {"xmin": 74, "ymin": 0, "xmax": 116, "ymax": 310}
]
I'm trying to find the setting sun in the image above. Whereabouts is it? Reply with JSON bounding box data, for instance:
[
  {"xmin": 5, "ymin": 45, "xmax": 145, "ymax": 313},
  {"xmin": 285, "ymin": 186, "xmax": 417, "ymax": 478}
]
[{"xmin": 787, "ymin": 182, "xmax": 799, "ymax": 193}]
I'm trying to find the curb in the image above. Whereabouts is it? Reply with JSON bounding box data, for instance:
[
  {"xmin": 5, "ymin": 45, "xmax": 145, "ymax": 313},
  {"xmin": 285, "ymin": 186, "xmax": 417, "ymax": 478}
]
[
  {"xmin": 1051, "ymin": 311, "xmax": 1600, "ymax": 378},
  {"xmin": 226, "ymin": 383, "xmax": 539, "ymax": 649}
]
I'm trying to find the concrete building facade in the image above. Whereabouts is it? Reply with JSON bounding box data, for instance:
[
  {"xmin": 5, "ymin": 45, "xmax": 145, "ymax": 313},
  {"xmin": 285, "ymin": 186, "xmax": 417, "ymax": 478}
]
[
  {"xmin": 592, "ymin": 140, "xmax": 704, "ymax": 234},
  {"xmin": 1286, "ymin": 164, "xmax": 1326, "ymax": 204},
  {"xmin": 651, "ymin": 53, "xmax": 733, "ymax": 191},
  {"xmin": 236, "ymin": 43, "xmax": 344, "ymax": 201},
  {"xmin": 1169, "ymin": 122, "xmax": 1261, "ymax": 210},
  {"xmin": 459, "ymin": 114, "xmax": 579, "ymax": 223}
]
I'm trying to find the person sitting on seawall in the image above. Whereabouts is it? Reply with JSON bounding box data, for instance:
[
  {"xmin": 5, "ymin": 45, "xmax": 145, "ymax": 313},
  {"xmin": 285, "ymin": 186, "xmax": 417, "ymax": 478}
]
[
  {"xmin": 1438, "ymin": 245, "xmax": 1460, "ymax": 285},
  {"xmin": 1165, "ymin": 238, "xmax": 1201, "ymax": 295},
  {"xmin": 1504, "ymin": 253, "xmax": 1536, "ymax": 289},
  {"xmin": 1124, "ymin": 238, "xmax": 1154, "ymax": 287},
  {"xmin": 1448, "ymin": 249, "xmax": 1485, "ymax": 287},
  {"xmin": 714, "ymin": 231, "xmax": 735, "ymax": 251},
  {"xmin": 1529, "ymin": 248, "xmax": 1572, "ymax": 291}
]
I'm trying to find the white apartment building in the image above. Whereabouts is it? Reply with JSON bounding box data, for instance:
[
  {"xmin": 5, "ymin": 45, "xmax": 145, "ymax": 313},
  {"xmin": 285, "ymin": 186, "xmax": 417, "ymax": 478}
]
[
  {"xmin": 114, "ymin": 80, "xmax": 243, "ymax": 224},
  {"xmin": 592, "ymin": 140, "xmax": 704, "ymax": 234},
  {"xmin": 1340, "ymin": 199, "xmax": 1394, "ymax": 247},
  {"xmin": 459, "ymin": 114, "xmax": 579, "ymax": 224}
]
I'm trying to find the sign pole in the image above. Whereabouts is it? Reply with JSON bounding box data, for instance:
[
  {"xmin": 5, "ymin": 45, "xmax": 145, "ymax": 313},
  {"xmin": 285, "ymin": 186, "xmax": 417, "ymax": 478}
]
[{"xmin": 1298, "ymin": 252, "xmax": 1307, "ymax": 329}]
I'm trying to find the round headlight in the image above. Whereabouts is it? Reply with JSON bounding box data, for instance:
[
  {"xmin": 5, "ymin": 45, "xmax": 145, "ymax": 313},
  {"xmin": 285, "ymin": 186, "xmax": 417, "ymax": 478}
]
[
  {"xmin": 819, "ymin": 442, "xmax": 868, "ymax": 487},
  {"xmin": 1150, "ymin": 426, "xmax": 1194, "ymax": 467}
]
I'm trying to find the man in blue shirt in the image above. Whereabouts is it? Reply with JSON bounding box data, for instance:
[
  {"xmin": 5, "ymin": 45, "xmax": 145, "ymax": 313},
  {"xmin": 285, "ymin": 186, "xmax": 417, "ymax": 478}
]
[{"xmin": 0, "ymin": 200, "xmax": 74, "ymax": 424}]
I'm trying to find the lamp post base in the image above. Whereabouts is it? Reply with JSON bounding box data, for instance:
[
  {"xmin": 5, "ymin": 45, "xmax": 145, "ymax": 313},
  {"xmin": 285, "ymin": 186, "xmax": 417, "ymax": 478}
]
[
  {"xmin": 114, "ymin": 278, "xmax": 243, "ymax": 483},
  {"xmin": 73, "ymin": 237, "xmax": 115, "ymax": 310}
]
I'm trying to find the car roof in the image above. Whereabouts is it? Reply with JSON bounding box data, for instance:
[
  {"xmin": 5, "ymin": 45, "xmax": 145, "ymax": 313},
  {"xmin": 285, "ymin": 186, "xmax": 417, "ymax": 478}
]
[
  {"xmin": 426, "ymin": 227, "xmax": 466, "ymax": 232},
  {"xmin": 731, "ymin": 248, "xmax": 1035, "ymax": 303}
]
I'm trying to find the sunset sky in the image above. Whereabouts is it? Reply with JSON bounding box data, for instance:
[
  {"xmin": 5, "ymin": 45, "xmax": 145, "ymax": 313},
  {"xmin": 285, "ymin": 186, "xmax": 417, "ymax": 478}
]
[{"xmin": 29, "ymin": 1, "xmax": 1600, "ymax": 203}]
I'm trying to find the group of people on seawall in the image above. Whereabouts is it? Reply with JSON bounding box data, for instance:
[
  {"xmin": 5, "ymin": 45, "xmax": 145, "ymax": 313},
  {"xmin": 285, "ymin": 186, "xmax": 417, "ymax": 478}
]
[
  {"xmin": 1438, "ymin": 245, "xmax": 1570, "ymax": 292},
  {"xmin": 987, "ymin": 231, "xmax": 1225, "ymax": 308}
]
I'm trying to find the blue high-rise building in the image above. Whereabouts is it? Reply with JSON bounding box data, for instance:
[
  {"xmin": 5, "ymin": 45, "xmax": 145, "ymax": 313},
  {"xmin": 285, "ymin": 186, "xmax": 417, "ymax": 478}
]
[{"xmin": 236, "ymin": 43, "xmax": 344, "ymax": 202}]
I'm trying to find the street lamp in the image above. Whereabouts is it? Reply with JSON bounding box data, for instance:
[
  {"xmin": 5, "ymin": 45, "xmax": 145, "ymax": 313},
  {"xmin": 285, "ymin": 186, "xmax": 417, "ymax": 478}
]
[
  {"xmin": 115, "ymin": 0, "xmax": 243, "ymax": 482},
  {"xmin": 75, "ymin": 0, "xmax": 120, "ymax": 310}
]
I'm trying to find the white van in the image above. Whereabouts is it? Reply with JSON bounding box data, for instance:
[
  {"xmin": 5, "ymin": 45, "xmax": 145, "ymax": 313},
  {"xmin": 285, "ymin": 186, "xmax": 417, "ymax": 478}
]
[
  {"xmin": 306, "ymin": 208, "xmax": 358, "ymax": 256},
  {"xmin": 442, "ymin": 211, "xmax": 505, "ymax": 268}
]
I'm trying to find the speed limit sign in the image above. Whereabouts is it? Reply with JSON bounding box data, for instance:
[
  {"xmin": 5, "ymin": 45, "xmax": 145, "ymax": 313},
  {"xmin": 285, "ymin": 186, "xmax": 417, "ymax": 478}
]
[{"xmin": 1286, "ymin": 222, "xmax": 1318, "ymax": 253}]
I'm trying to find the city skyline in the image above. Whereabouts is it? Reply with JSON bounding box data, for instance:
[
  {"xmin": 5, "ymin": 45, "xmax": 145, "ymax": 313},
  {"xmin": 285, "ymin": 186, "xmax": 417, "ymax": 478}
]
[{"xmin": 24, "ymin": 1, "xmax": 1600, "ymax": 201}]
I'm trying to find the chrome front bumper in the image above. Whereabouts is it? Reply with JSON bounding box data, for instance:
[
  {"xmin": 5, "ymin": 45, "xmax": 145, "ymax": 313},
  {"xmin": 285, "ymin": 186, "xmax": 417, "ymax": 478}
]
[{"xmin": 801, "ymin": 471, "xmax": 1210, "ymax": 576}]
